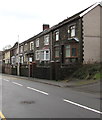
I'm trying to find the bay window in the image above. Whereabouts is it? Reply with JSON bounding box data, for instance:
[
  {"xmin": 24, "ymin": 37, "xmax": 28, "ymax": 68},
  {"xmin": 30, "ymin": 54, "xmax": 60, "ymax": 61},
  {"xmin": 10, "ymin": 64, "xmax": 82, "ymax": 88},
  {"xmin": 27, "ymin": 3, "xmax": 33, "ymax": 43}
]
[
  {"xmin": 35, "ymin": 49, "xmax": 50, "ymax": 61},
  {"xmin": 35, "ymin": 51, "xmax": 40, "ymax": 60}
]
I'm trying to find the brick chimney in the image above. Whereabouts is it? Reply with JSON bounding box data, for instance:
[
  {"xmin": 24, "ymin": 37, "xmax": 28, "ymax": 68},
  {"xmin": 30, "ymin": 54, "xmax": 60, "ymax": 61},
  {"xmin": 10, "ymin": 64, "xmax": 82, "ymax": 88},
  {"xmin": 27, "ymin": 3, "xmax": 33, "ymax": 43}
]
[{"xmin": 43, "ymin": 24, "xmax": 49, "ymax": 31}]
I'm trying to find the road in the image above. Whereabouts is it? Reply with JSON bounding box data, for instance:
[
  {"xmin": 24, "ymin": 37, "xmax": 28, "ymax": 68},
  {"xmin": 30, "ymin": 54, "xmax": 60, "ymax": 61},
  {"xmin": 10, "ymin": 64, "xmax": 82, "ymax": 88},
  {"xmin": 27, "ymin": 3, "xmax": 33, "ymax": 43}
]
[{"xmin": 0, "ymin": 75, "xmax": 101, "ymax": 118}]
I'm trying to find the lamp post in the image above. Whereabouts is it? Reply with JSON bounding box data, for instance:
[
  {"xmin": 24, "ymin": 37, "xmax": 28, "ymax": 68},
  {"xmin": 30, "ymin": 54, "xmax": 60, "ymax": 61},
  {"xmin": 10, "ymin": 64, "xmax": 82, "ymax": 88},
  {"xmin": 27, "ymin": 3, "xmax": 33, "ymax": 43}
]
[{"xmin": 17, "ymin": 35, "xmax": 20, "ymax": 76}]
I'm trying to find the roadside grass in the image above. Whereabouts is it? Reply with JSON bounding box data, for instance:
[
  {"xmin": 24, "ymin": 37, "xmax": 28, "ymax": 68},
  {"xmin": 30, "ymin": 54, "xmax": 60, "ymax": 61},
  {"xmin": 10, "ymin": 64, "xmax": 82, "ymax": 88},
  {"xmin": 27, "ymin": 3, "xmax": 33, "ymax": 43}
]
[
  {"xmin": 67, "ymin": 63, "xmax": 102, "ymax": 85},
  {"xmin": 73, "ymin": 79, "xmax": 99, "ymax": 86},
  {"xmin": 94, "ymin": 72, "xmax": 102, "ymax": 80}
]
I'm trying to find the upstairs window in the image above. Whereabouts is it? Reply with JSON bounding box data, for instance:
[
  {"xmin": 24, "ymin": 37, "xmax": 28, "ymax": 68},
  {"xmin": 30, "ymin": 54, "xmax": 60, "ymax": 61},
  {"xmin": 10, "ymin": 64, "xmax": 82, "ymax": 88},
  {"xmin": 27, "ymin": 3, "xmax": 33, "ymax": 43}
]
[
  {"xmin": 71, "ymin": 26, "xmax": 75, "ymax": 37},
  {"xmin": 44, "ymin": 35, "xmax": 49, "ymax": 45},
  {"xmin": 55, "ymin": 31, "xmax": 59, "ymax": 41},
  {"xmin": 24, "ymin": 43, "xmax": 28, "ymax": 51},
  {"xmin": 36, "ymin": 38, "xmax": 39, "ymax": 47},
  {"xmin": 68, "ymin": 25, "xmax": 76, "ymax": 38},
  {"xmin": 20, "ymin": 46, "xmax": 23, "ymax": 53},
  {"xmin": 30, "ymin": 41, "xmax": 34, "ymax": 50}
]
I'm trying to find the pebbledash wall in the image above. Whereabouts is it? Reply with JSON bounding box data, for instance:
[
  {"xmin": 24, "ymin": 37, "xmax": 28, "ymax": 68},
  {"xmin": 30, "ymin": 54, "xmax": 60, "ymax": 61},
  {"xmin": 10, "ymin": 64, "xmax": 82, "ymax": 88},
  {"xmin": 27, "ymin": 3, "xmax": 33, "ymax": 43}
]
[{"xmin": 2, "ymin": 2, "xmax": 102, "ymax": 80}]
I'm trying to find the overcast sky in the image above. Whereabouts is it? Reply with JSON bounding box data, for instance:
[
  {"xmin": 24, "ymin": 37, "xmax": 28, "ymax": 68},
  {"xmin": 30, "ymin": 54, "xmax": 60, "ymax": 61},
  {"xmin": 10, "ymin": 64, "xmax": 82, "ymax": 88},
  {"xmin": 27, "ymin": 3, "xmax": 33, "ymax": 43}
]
[{"xmin": 0, "ymin": 0, "xmax": 100, "ymax": 50}]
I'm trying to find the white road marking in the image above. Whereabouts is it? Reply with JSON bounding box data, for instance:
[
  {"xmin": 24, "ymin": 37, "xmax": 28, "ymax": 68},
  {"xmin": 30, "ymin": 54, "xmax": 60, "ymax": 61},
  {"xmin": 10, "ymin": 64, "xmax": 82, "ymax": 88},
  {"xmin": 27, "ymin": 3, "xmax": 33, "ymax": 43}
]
[
  {"xmin": 12, "ymin": 82, "xmax": 23, "ymax": 87},
  {"xmin": 3, "ymin": 79, "xmax": 9, "ymax": 82},
  {"xmin": 63, "ymin": 99, "xmax": 102, "ymax": 115},
  {"xmin": 27, "ymin": 86, "xmax": 49, "ymax": 96}
]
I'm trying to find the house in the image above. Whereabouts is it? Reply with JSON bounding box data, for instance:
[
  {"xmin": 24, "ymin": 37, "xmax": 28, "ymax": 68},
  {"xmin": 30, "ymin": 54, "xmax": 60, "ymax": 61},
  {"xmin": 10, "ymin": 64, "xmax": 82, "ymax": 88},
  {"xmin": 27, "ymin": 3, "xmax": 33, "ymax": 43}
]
[
  {"xmin": 34, "ymin": 24, "xmax": 51, "ymax": 66},
  {"xmin": 2, "ymin": 48, "xmax": 11, "ymax": 74},
  {"xmin": 2, "ymin": 2, "xmax": 102, "ymax": 80},
  {"xmin": 81, "ymin": 2, "xmax": 102, "ymax": 63}
]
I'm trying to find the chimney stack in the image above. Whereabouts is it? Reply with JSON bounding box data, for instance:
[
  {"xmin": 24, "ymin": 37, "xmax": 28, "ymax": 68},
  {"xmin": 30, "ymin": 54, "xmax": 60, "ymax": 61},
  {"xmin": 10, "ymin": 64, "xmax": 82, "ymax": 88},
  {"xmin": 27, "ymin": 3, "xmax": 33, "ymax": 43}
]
[{"xmin": 43, "ymin": 24, "xmax": 49, "ymax": 31}]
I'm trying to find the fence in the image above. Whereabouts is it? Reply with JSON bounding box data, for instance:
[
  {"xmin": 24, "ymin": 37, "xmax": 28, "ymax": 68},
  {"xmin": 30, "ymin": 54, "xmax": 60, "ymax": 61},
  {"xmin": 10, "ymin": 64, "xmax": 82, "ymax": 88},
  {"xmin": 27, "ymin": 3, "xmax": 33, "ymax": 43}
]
[{"xmin": 2, "ymin": 62, "xmax": 79, "ymax": 80}]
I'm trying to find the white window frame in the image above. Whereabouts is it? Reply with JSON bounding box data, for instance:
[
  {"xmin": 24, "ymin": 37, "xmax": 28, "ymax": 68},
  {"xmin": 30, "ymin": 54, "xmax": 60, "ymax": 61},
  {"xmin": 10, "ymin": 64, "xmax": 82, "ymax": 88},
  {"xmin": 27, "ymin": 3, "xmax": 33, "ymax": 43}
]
[
  {"xmin": 35, "ymin": 51, "xmax": 40, "ymax": 60},
  {"xmin": 44, "ymin": 35, "xmax": 49, "ymax": 45},
  {"xmin": 40, "ymin": 50, "xmax": 50, "ymax": 61},
  {"xmin": 30, "ymin": 41, "xmax": 34, "ymax": 50},
  {"xmin": 29, "ymin": 57, "xmax": 32, "ymax": 62},
  {"xmin": 36, "ymin": 38, "xmax": 39, "ymax": 47},
  {"xmin": 45, "ymin": 50, "xmax": 50, "ymax": 60},
  {"xmin": 55, "ymin": 31, "xmax": 59, "ymax": 41},
  {"xmin": 35, "ymin": 49, "xmax": 50, "ymax": 61},
  {"xmin": 71, "ymin": 25, "xmax": 75, "ymax": 37}
]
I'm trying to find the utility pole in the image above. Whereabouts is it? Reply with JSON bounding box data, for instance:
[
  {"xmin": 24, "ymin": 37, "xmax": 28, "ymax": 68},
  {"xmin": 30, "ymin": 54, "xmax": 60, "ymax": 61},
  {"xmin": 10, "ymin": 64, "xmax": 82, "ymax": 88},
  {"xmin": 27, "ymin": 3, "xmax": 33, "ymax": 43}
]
[{"xmin": 17, "ymin": 35, "xmax": 20, "ymax": 76}]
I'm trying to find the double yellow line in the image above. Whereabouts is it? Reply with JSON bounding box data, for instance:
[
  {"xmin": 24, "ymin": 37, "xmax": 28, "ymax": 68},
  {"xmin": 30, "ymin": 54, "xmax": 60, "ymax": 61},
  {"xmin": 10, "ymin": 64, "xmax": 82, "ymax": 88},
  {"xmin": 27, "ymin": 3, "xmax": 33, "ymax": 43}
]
[{"xmin": 0, "ymin": 111, "xmax": 6, "ymax": 120}]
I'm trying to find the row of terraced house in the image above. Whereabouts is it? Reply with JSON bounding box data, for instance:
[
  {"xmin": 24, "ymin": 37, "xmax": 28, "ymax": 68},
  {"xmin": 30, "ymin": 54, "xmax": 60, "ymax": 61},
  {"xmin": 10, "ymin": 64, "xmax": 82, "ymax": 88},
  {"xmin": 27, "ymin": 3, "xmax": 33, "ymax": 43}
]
[{"xmin": 1, "ymin": 2, "xmax": 102, "ymax": 80}]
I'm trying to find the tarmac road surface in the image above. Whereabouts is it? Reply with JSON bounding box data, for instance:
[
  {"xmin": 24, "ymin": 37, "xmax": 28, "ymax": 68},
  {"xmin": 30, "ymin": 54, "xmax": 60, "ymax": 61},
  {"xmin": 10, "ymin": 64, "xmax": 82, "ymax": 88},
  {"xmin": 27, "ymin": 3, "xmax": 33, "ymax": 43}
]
[{"xmin": 0, "ymin": 75, "xmax": 101, "ymax": 118}]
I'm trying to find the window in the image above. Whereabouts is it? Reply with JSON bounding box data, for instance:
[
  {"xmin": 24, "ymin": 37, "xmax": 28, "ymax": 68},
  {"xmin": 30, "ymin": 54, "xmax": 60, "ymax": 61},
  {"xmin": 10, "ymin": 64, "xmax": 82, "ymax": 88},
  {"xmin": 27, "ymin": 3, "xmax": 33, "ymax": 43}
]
[
  {"xmin": 36, "ymin": 39, "xmax": 39, "ymax": 47},
  {"xmin": 72, "ymin": 48, "xmax": 77, "ymax": 56},
  {"xmin": 24, "ymin": 43, "xmax": 28, "ymax": 51},
  {"xmin": 20, "ymin": 56, "xmax": 23, "ymax": 64},
  {"xmin": 35, "ymin": 51, "xmax": 40, "ymax": 60},
  {"xmin": 45, "ymin": 50, "xmax": 50, "ymax": 60},
  {"xmin": 55, "ymin": 31, "xmax": 59, "ymax": 41},
  {"xmin": 68, "ymin": 25, "xmax": 76, "ymax": 38},
  {"xmin": 40, "ymin": 50, "xmax": 50, "ymax": 61},
  {"xmin": 40, "ymin": 51, "xmax": 44, "ymax": 60},
  {"xmin": 65, "ymin": 45, "xmax": 70, "ymax": 57},
  {"xmin": 65, "ymin": 44, "xmax": 78, "ymax": 58},
  {"xmin": 24, "ymin": 54, "xmax": 28, "ymax": 62},
  {"xmin": 35, "ymin": 49, "xmax": 50, "ymax": 61},
  {"xmin": 30, "ymin": 42, "xmax": 34, "ymax": 50},
  {"xmin": 5, "ymin": 59, "xmax": 10, "ymax": 64},
  {"xmin": 55, "ymin": 47, "xmax": 60, "ymax": 58},
  {"xmin": 71, "ymin": 26, "xmax": 75, "ymax": 37},
  {"xmin": 11, "ymin": 56, "xmax": 16, "ymax": 64},
  {"xmin": 20, "ymin": 46, "xmax": 23, "ymax": 53},
  {"xmin": 29, "ymin": 57, "xmax": 32, "ymax": 62},
  {"xmin": 44, "ymin": 35, "xmax": 49, "ymax": 45}
]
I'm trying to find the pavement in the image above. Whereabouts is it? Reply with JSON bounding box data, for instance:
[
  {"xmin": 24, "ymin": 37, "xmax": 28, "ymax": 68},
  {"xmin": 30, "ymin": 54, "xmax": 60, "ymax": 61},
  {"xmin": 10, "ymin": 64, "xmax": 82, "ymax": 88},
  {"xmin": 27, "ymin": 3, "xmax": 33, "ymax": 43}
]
[{"xmin": 1, "ymin": 73, "xmax": 101, "ymax": 95}]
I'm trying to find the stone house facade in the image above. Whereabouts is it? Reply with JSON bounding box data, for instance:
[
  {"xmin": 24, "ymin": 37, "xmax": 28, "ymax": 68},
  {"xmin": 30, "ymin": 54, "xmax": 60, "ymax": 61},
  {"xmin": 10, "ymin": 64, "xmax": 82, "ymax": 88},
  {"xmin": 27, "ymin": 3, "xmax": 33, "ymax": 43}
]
[{"xmin": 2, "ymin": 2, "xmax": 102, "ymax": 80}]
